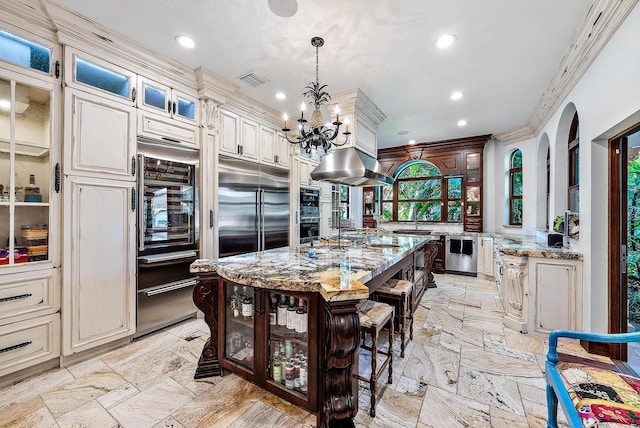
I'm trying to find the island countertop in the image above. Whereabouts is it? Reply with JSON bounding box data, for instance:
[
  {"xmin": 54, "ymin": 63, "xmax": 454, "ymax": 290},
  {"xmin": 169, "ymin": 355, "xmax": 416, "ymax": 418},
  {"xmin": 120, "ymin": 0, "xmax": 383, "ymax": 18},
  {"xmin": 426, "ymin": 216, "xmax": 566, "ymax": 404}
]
[{"xmin": 191, "ymin": 233, "xmax": 431, "ymax": 302}]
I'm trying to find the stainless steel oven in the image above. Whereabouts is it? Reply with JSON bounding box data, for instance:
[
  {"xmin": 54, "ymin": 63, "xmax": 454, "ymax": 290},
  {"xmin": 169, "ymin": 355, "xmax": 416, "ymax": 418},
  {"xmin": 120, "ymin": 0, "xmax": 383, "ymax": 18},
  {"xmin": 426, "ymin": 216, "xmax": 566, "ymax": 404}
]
[
  {"xmin": 135, "ymin": 138, "xmax": 199, "ymax": 338},
  {"xmin": 300, "ymin": 188, "xmax": 319, "ymax": 243}
]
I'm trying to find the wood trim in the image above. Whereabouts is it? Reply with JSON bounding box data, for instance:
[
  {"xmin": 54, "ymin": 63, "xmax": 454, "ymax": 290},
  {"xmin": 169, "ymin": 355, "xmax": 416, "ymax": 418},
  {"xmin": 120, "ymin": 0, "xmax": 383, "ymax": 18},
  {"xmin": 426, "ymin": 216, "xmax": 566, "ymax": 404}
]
[{"xmin": 607, "ymin": 137, "xmax": 622, "ymax": 358}]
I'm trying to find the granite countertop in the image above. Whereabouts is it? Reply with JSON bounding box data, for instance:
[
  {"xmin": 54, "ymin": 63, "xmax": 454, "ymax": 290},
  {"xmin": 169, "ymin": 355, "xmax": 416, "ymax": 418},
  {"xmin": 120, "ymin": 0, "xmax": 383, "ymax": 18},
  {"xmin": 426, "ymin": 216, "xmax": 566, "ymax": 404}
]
[
  {"xmin": 493, "ymin": 237, "xmax": 583, "ymax": 260},
  {"xmin": 191, "ymin": 234, "xmax": 432, "ymax": 302}
]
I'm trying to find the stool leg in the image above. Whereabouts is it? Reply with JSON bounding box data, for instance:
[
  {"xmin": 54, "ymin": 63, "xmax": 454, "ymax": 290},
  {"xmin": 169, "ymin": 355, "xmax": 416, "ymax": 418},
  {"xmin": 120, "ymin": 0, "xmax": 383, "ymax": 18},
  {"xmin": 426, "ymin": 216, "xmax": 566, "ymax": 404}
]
[
  {"xmin": 388, "ymin": 319, "xmax": 393, "ymax": 385},
  {"xmin": 370, "ymin": 328, "xmax": 377, "ymax": 417},
  {"xmin": 400, "ymin": 312, "xmax": 406, "ymax": 358},
  {"xmin": 409, "ymin": 296, "xmax": 414, "ymax": 341}
]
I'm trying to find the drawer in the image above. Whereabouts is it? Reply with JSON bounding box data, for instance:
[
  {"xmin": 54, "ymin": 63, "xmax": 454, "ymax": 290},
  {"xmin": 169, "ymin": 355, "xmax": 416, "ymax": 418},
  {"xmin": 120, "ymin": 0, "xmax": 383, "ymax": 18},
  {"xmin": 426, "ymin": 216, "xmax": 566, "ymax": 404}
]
[
  {"xmin": 138, "ymin": 110, "xmax": 199, "ymax": 148},
  {"xmin": 0, "ymin": 270, "xmax": 59, "ymax": 324},
  {"xmin": 0, "ymin": 314, "xmax": 60, "ymax": 377}
]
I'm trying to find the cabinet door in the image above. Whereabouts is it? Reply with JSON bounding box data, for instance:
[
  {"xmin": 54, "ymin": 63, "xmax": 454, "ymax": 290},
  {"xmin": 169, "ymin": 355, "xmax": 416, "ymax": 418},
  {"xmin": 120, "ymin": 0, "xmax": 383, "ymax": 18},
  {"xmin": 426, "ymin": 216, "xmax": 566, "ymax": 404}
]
[
  {"xmin": 260, "ymin": 126, "xmax": 277, "ymax": 165},
  {"xmin": 63, "ymin": 176, "xmax": 136, "ymax": 355},
  {"xmin": 171, "ymin": 89, "xmax": 199, "ymax": 124},
  {"xmin": 299, "ymin": 159, "xmax": 310, "ymax": 187},
  {"xmin": 478, "ymin": 237, "xmax": 494, "ymax": 276},
  {"xmin": 64, "ymin": 88, "xmax": 136, "ymax": 180},
  {"xmin": 223, "ymin": 281, "xmax": 257, "ymax": 378},
  {"xmin": 240, "ymin": 118, "xmax": 259, "ymax": 161},
  {"xmin": 137, "ymin": 110, "xmax": 199, "ymax": 148},
  {"xmin": 320, "ymin": 200, "xmax": 332, "ymax": 237},
  {"xmin": 137, "ymin": 76, "xmax": 171, "ymax": 117},
  {"xmin": 531, "ymin": 259, "xmax": 581, "ymax": 334},
  {"xmin": 219, "ymin": 109, "xmax": 240, "ymax": 156},
  {"xmin": 275, "ymin": 134, "xmax": 291, "ymax": 169}
]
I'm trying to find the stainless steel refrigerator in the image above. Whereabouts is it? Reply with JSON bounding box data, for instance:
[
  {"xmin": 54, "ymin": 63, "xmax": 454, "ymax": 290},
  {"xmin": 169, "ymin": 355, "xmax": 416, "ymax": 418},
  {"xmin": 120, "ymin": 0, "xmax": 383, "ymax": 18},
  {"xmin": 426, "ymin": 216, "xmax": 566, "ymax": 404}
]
[{"xmin": 218, "ymin": 157, "xmax": 289, "ymax": 257}]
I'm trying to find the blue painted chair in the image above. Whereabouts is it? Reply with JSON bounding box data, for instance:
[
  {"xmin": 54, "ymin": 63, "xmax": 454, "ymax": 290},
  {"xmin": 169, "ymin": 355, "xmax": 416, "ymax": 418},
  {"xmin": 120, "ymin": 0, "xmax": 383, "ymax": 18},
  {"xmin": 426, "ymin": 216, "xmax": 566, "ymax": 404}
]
[{"xmin": 546, "ymin": 329, "xmax": 640, "ymax": 428}]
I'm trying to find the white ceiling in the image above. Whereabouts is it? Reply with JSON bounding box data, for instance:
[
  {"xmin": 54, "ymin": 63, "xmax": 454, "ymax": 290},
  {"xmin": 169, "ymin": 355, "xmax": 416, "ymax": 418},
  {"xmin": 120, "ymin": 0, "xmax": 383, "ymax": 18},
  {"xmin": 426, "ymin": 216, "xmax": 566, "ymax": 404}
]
[{"xmin": 51, "ymin": 0, "xmax": 594, "ymax": 149}]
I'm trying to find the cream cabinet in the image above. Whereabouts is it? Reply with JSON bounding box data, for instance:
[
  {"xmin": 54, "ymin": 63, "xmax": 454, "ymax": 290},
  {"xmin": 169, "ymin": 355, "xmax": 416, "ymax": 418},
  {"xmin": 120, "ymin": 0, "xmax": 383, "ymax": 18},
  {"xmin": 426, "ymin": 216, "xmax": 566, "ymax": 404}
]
[
  {"xmin": 299, "ymin": 158, "xmax": 310, "ymax": 187},
  {"xmin": 260, "ymin": 125, "xmax": 277, "ymax": 165},
  {"xmin": 219, "ymin": 109, "xmax": 241, "ymax": 156},
  {"xmin": 62, "ymin": 176, "xmax": 136, "ymax": 355},
  {"xmin": 528, "ymin": 257, "xmax": 582, "ymax": 335},
  {"xmin": 64, "ymin": 88, "xmax": 136, "ymax": 180},
  {"xmin": 320, "ymin": 199, "xmax": 333, "ymax": 237},
  {"xmin": 501, "ymin": 254, "xmax": 528, "ymax": 334},
  {"xmin": 477, "ymin": 236, "xmax": 494, "ymax": 277},
  {"xmin": 240, "ymin": 118, "xmax": 259, "ymax": 161},
  {"xmin": 137, "ymin": 76, "xmax": 199, "ymax": 125},
  {"xmin": 137, "ymin": 110, "xmax": 199, "ymax": 148},
  {"xmin": 275, "ymin": 133, "xmax": 291, "ymax": 169}
]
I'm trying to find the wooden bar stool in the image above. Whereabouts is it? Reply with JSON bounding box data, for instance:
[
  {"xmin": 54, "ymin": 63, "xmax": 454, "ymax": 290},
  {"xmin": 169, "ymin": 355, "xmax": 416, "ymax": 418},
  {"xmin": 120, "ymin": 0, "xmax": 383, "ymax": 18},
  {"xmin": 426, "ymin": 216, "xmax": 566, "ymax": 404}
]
[
  {"xmin": 356, "ymin": 299, "xmax": 394, "ymax": 417},
  {"xmin": 374, "ymin": 278, "xmax": 413, "ymax": 357}
]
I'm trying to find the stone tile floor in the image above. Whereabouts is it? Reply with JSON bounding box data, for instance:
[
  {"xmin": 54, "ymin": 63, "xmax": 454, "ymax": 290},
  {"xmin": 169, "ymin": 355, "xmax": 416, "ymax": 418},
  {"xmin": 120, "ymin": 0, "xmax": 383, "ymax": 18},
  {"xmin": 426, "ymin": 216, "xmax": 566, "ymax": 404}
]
[{"xmin": 0, "ymin": 273, "xmax": 585, "ymax": 427}]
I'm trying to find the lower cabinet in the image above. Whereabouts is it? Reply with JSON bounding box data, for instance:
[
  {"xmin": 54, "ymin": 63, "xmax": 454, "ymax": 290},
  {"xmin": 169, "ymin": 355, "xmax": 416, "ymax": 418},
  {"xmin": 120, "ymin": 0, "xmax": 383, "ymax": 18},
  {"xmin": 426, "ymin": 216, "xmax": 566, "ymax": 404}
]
[
  {"xmin": 221, "ymin": 280, "xmax": 319, "ymax": 412},
  {"xmin": 63, "ymin": 176, "xmax": 136, "ymax": 355},
  {"xmin": 477, "ymin": 236, "xmax": 494, "ymax": 277},
  {"xmin": 528, "ymin": 257, "xmax": 582, "ymax": 334},
  {"xmin": 0, "ymin": 269, "xmax": 61, "ymax": 377},
  {"xmin": 432, "ymin": 235, "xmax": 445, "ymax": 274}
]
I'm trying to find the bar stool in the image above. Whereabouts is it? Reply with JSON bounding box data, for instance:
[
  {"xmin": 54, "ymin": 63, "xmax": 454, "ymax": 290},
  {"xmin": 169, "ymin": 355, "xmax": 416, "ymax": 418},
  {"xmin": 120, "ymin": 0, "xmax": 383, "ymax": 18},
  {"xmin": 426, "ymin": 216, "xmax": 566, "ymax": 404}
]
[
  {"xmin": 374, "ymin": 278, "xmax": 413, "ymax": 357},
  {"xmin": 355, "ymin": 299, "xmax": 394, "ymax": 417}
]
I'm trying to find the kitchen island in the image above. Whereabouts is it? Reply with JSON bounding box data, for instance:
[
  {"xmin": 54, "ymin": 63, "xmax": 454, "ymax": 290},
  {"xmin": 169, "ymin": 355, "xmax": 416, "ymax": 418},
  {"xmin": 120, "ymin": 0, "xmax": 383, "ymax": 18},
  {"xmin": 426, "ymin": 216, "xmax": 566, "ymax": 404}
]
[{"xmin": 190, "ymin": 233, "xmax": 430, "ymax": 427}]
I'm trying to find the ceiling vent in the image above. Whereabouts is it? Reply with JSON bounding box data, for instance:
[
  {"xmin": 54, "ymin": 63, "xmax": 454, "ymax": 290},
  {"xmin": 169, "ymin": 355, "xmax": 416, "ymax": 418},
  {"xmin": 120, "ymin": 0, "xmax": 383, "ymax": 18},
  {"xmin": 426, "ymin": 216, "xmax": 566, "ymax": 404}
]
[{"xmin": 237, "ymin": 71, "xmax": 269, "ymax": 88}]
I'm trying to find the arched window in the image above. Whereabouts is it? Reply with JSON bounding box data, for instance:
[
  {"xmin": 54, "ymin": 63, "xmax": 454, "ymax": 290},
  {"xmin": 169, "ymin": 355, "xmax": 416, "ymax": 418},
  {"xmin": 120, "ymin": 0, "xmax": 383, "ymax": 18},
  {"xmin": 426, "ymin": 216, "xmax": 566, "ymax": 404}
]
[
  {"xmin": 509, "ymin": 150, "xmax": 523, "ymax": 225},
  {"xmin": 568, "ymin": 113, "xmax": 579, "ymax": 212},
  {"xmin": 380, "ymin": 161, "xmax": 462, "ymax": 223}
]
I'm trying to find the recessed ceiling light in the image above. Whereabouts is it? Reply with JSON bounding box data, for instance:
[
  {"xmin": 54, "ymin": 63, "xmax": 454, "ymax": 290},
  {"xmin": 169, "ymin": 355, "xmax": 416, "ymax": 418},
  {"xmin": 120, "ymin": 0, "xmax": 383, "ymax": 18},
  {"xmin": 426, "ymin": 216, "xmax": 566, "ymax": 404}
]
[
  {"xmin": 275, "ymin": 92, "xmax": 287, "ymax": 100},
  {"xmin": 397, "ymin": 130, "xmax": 409, "ymax": 135},
  {"xmin": 175, "ymin": 35, "xmax": 195, "ymax": 49},
  {"xmin": 436, "ymin": 34, "xmax": 456, "ymax": 49},
  {"xmin": 409, "ymin": 139, "xmax": 416, "ymax": 145},
  {"xmin": 457, "ymin": 119, "xmax": 467, "ymax": 127},
  {"xmin": 450, "ymin": 91, "xmax": 463, "ymax": 100}
]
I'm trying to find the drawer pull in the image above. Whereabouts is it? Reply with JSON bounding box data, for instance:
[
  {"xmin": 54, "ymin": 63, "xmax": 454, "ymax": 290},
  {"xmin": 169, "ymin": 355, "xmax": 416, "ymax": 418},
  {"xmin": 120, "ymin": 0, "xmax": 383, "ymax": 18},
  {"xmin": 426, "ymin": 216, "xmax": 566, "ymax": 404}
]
[
  {"xmin": 0, "ymin": 341, "xmax": 32, "ymax": 354},
  {"xmin": 0, "ymin": 293, "xmax": 32, "ymax": 303}
]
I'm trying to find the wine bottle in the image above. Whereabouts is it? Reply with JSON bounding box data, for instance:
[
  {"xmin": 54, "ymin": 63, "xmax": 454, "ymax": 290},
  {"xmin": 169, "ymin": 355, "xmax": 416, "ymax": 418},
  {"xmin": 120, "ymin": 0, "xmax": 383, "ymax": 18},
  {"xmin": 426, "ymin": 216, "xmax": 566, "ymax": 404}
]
[
  {"xmin": 286, "ymin": 296, "xmax": 297, "ymax": 330},
  {"xmin": 277, "ymin": 295, "xmax": 288, "ymax": 326},
  {"xmin": 296, "ymin": 298, "xmax": 307, "ymax": 333},
  {"xmin": 241, "ymin": 286, "xmax": 253, "ymax": 319},
  {"xmin": 230, "ymin": 285, "xmax": 240, "ymax": 317},
  {"xmin": 269, "ymin": 294, "xmax": 277, "ymax": 326}
]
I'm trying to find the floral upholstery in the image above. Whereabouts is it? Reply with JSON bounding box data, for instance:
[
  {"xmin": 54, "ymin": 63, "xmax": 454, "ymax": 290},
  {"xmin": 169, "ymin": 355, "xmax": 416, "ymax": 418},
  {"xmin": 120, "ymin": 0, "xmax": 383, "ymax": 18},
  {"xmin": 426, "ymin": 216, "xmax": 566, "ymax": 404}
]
[{"xmin": 557, "ymin": 361, "xmax": 640, "ymax": 427}]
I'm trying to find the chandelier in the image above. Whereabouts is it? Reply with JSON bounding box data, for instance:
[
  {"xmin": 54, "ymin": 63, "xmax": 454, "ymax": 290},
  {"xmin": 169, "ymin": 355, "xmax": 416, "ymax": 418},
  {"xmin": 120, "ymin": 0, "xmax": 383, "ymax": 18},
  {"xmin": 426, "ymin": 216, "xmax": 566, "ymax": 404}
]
[{"xmin": 282, "ymin": 36, "xmax": 350, "ymax": 153}]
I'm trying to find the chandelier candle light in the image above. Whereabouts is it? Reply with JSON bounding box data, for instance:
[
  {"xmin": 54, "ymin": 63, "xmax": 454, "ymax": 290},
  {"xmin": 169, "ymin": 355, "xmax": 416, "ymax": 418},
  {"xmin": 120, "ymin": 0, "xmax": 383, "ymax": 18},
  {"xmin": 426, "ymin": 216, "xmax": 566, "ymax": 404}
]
[{"xmin": 282, "ymin": 36, "xmax": 351, "ymax": 153}]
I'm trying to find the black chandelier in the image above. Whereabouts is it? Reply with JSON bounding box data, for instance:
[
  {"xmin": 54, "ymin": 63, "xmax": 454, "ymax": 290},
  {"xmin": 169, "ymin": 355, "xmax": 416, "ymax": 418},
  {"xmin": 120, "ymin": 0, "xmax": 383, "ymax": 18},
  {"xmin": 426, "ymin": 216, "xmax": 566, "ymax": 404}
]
[{"xmin": 282, "ymin": 36, "xmax": 350, "ymax": 153}]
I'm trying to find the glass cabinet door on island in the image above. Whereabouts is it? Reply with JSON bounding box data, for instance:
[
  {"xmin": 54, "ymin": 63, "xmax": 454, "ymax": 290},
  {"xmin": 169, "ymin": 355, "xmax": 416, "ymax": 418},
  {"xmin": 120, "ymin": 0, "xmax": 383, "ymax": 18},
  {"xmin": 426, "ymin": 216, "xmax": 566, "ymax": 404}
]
[
  {"xmin": 224, "ymin": 282, "xmax": 255, "ymax": 371},
  {"xmin": 268, "ymin": 292, "xmax": 309, "ymax": 396},
  {"xmin": 0, "ymin": 76, "xmax": 54, "ymax": 266}
]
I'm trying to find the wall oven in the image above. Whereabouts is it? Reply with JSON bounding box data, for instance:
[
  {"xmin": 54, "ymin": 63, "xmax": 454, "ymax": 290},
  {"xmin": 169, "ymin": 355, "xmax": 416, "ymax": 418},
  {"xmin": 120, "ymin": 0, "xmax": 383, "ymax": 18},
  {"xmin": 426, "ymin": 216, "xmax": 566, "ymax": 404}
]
[
  {"xmin": 135, "ymin": 137, "xmax": 199, "ymax": 338},
  {"xmin": 300, "ymin": 188, "xmax": 320, "ymax": 243}
]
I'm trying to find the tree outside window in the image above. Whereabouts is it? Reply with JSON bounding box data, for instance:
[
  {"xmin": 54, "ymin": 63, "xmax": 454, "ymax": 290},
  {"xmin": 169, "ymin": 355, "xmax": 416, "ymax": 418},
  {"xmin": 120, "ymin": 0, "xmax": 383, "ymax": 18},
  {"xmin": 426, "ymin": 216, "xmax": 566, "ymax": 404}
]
[
  {"xmin": 509, "ymin": 150, "xmax": 523, "ymax": 225},
  {"xmin": 381, "ymin": 161, "xmax": 462, "ymax": 223}
]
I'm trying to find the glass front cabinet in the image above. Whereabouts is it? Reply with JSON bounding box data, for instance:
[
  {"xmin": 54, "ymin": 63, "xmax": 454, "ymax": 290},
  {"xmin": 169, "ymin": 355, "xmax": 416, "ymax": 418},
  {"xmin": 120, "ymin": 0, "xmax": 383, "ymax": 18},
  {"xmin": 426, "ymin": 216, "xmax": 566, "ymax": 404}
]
[
  {"xmin": 463, "ymin": 151, "xmax": 483, "ymax": 232},
  {"xmin": 222, "ymin": 281, "xmax": 318, "ymax": 411},
  {"xmin": 0, "ymin": 69, "xmax": 58, "ymax": 269}
]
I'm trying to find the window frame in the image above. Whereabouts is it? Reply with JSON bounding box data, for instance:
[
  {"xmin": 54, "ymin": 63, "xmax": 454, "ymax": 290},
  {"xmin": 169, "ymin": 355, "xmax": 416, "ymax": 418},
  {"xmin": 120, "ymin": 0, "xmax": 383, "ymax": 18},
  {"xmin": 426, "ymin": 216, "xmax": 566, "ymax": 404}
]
[
  {"xmin": 509, "ymin": 150, "xmax": 523, "ymax": 225},
  {"xmin": 381, "ymin": 161, "xmax": 463, "ymax": 224}
]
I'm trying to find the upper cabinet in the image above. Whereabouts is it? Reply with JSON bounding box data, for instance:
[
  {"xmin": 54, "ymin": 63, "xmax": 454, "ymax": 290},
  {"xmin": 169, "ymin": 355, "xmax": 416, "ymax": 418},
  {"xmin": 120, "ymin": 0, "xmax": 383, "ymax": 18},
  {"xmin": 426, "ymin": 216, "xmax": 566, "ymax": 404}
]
[
  {"xmin": 463, "ymin": 150, "xmax": 483, "ymax": 232},
  {"xmin": 64, "ymin": 88, "xmax": 136, "ymax": 180},
  {"xmin": 260, "ymin": 127, "xmax": 290, "ymax": 168},
  {"xmin": 137, "ymin": 76, "xmax": 198, "ymax": 124},
  {"xmin": 64, "ymin": 47, "xmax": 136, "ymax": 104},
  {"xmin": 240, "ymin": 117, "xmax": 259, "ymax": 161}
]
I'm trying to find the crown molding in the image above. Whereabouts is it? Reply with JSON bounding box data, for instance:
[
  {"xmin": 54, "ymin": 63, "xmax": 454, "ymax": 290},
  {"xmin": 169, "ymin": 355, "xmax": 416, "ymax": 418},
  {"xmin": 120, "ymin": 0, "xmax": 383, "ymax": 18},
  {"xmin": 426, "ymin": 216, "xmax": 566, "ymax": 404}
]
[
  {"xmin": 194, "ymin": 67, "xmax": 240, "ymax": 106},
  {"xmin": 528, "ymin": 0, "xmax": 639, "ymax": 135},
  {"xmin": 42, "ymin": 1, "xmax": 197, "ymax": 92},
  {"xmin": 493, "ymin": 126, "xmax": 535, "ymax": 145},
  {"xmin": 332, "ymin": 88, "xmax": 387, "ymax": 130},
  {"xmin": 0, "ymin": 0, "xmax": 57, "ymax": 42}
]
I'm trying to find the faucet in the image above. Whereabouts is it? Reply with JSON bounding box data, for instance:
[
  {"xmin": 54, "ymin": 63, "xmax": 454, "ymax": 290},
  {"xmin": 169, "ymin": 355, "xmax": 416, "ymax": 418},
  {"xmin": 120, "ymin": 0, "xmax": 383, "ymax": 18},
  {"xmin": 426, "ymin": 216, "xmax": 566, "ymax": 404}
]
[{"xmin": 414, "ymin": 215, "xmax": 418, "ymax": 231}]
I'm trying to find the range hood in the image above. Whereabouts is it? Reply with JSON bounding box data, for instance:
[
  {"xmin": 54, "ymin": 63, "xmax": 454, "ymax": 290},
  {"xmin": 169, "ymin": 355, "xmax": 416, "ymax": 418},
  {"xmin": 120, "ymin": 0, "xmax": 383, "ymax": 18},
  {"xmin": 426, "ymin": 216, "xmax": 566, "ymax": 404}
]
[{"xmin": 310, "ymin": 147, "xmax": 394, "ymax": 186}]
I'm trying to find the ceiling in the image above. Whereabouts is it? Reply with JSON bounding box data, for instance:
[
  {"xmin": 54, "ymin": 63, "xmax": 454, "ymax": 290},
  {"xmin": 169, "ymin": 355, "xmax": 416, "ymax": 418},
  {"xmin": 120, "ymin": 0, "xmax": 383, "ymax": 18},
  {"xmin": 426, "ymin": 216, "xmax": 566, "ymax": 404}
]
[{"xmin": 50, "ymin": 0, "xmax": 594, "ymax": 149}]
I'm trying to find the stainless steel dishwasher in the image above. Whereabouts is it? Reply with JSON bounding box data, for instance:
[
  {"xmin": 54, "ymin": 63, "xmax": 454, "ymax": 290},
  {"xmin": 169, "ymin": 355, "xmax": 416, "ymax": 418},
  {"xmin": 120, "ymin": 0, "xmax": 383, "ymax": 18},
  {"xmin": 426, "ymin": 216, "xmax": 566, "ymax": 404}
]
[{"xmin": 445, "ymin": 236, "xmax": 478, "ymax": 275}]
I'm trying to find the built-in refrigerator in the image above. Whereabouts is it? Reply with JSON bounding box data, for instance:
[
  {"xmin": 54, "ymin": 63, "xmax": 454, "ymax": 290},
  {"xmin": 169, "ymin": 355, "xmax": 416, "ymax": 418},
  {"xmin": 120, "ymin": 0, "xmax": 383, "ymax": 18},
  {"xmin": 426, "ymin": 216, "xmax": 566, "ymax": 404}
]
[{"xmin": 218, "ymin": 157, "xmax": 289, "ymax": 257}]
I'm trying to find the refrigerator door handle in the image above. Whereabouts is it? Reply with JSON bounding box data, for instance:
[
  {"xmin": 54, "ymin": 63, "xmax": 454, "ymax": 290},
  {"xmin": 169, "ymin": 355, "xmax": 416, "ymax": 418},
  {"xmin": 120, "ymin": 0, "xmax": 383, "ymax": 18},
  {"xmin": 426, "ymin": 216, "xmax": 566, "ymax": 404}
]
[
  {"xmin": 256, "ymin": 189, "xmax": 261, "ymax": 252},
  {"xmin": 138, "ymin": 154, "xmax": 145, "ymax": 252},
  {"xmin": 261, "ymin": 189, "xmax": 266, "ymax": 251}
]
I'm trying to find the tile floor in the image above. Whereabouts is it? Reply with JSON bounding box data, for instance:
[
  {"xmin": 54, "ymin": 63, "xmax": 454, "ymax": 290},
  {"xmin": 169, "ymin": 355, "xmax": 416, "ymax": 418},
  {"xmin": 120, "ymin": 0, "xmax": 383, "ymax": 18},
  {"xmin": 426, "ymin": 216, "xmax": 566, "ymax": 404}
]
[{"xmin": 0, "ymin": 273, "xmax": 585, "ymax": 427}]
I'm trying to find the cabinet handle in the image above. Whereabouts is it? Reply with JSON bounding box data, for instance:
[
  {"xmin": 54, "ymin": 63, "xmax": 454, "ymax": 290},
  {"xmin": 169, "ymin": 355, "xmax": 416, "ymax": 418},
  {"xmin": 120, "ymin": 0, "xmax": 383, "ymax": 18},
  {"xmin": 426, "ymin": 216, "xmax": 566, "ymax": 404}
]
[
  {"xmin": 209, "ymin": 209, "xmax": 214, "ymax": 229},
  {"xmin": 274, "ymin": 155, "xmax": 279, "ymax": 164},
  {"xmin": 167, "ymin": 100, "xmax": 172, "ymax": 113},
  {"xmin": 172, "ymin": 101, "xmax": 177, "ymax": 115},
  {"xmin": 131, "ymin": 187, "xmax": 136, "ymax": 212},
  {"xmin": 131, "ymin": 156, "xmax": 136, "ymax": 176},
  {"xmin": 131, "ymin": 87, "xmax": 136, "ymax": 103},
  {"xmin": 0, "ymin": 341, "xmax": 32, "ymax": 354},
  {"xmin": 54, "ymin": 61, "xmax": 60, "ymax": 79},
  {"xmin": 54, "ymin": 163, "xmax": 61, "ymax": 193},
  {"xmin": 0, "ymin": 293, "xmax": 32, "ymax": 303}
]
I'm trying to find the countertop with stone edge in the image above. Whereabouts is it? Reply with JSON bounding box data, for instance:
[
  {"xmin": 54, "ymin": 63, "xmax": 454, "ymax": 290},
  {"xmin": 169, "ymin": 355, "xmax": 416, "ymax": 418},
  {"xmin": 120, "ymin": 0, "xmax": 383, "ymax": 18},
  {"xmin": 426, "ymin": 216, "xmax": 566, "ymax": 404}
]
[{"xmin": 191, "ymin": 234, "xmax": 432, "ymax": 302}]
